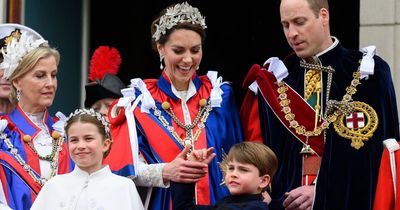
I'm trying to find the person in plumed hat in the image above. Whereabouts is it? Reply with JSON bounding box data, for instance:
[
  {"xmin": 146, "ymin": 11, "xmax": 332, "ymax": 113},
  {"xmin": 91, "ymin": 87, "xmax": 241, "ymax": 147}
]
[
  {"xmin": 0, "ymin": 23, "xmax": 72, "ymax": 210},
  {"xmin": 85, "ymin": 46, "xmax": 125, "ymax": 120}
]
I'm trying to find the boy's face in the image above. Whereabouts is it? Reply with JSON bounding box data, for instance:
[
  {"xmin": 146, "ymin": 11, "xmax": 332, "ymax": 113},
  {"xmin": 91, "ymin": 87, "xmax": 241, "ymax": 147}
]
[{"xmin": 225, "ymin": 159, "xmax": 270, "ymax": 195}]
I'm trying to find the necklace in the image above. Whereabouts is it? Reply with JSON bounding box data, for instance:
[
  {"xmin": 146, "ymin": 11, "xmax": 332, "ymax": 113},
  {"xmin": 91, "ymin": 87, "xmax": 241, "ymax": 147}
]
[
  {"xmin": 23, "ymin": 134, "xmax": 58, "ymax": 161},
  {"xmin": 277, "ymin": 62, "xmax": 362, "ymax": 153},
  {"xmin": 1, "ymin": 131, "xmax": 64, "ymax": 186},
  {"xmin": 153, "ymin": 99, "xmax": 212, "ymax": 148}
]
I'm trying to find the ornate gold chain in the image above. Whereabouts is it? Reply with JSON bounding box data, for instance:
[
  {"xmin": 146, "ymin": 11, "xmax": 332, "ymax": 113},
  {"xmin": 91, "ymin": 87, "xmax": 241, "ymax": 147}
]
[
  {"xmin": 25, "ymin": 135, "xmax": 58, "ymax": 161},
  {"xmin": 277, "ymin": 65, "xmax": 362, "ymax": 138},
  {"xmin": 1, "ymin": 131, "xmax": 64, "ymax": 186},
  {"xmin": 152, "ymin": 100, "xmax": 212, "ymax": 147}
]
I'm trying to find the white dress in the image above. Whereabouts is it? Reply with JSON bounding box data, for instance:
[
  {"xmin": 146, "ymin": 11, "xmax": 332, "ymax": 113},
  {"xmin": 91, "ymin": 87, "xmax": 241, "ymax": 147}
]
[{"xmin": 30, "ymin": 165, "xmax": 144, "ymax": 210}]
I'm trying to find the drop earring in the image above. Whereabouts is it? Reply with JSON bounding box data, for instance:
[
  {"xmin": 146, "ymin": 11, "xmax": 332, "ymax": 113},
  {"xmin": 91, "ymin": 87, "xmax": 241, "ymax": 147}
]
[
  {"xmin": 16, "ymin": 90, "xmax": 21, "ymax": 102},
  {"xmin": 160, "ymin": 55, "xmax": 165, "ymax": 70}
]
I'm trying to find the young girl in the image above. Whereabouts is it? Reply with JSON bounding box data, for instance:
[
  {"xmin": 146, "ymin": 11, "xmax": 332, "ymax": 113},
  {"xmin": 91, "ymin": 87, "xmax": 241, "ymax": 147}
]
[
  {"xmin": 171, "ymin": 142, "xmax": 278, "ymax": 209},
  {"xmin": 31, "ymin": 109, "xmax": 144, "ymax": 210}
]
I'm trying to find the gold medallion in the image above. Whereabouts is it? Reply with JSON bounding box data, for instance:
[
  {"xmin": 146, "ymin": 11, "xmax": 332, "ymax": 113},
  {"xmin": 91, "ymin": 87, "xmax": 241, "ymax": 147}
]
[{"xmin": 333, "ymin": 101, "xmax": 378, "ymax": 149}]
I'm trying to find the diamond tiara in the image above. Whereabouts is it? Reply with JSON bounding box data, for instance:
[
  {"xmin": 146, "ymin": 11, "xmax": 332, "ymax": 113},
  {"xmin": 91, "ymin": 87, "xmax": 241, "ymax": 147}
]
[
  {"xmin": 152, "ymin": 2, "xmax": 207, "ymax": 42},
  {"xmin": 65, "ymin": 108, "xmax": 110, "ymax": 138}
]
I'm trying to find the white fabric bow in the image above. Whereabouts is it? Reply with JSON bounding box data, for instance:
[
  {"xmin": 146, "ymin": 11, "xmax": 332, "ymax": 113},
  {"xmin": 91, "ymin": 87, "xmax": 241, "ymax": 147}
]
[
  {"xmin": 207, "ymin": 71, "xmax": 224, "ymax": 107},
  {"xmin": 130, "ymin": 78, "xmax": 155, "ymax": 113},
  {"xmin": 52, "ymin": 112, "xmax": 67, "ymax": 136},
  {"xmin": 0, "ymin": 120, "xmax": 7, "ymax": 132},
  {"xmin": 360, "ymin": 45, "xmax": 376, "ymax": 80},
  {"xmin": 263, "ymin": 57, "xmax": 288, "ymax": 82},
  {"xmin": 116, "ymin": 78, "xmax": 156, "ymax": 176}
]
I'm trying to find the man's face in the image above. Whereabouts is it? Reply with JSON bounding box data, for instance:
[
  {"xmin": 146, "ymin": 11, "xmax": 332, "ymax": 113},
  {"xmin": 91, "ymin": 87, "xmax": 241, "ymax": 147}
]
[{"xmin": 280, "ymin": 0, "xmax": 331, "ymax": 58}]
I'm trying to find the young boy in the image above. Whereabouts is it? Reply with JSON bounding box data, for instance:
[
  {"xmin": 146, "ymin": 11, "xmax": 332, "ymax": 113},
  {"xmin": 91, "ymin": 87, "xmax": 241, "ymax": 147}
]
[{"xmin": 171, "ymin": 142, "xmax": 278, "ymax": 209}]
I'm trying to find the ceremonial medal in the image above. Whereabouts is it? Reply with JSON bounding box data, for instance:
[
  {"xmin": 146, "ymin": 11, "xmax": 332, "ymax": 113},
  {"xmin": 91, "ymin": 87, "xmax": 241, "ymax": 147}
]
[{"xmin": 333, "ymin": 101, "xmax": 378, "ymax": 149}]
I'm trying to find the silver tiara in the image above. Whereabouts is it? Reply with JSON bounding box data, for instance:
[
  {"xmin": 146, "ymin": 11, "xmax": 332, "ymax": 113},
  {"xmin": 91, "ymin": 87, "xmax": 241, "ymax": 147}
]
[
  {"xmin": 65, "ymin": 108, "xmax": 110, "ymax": 138},
  {"xmin": 152, "ymin": 2, "xmax": 207, "ymax": 42}
]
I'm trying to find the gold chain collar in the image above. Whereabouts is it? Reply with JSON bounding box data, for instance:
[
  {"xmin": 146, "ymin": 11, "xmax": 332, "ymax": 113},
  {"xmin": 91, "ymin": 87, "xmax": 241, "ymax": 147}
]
[
  {"xmin": 1, "ymin": 131, "xmax": 64, "ymax": 186},
  {"xmin": 277, "ymin": 64, "xmax": 362, "ymax": 152},
  {"xmin": 152, "ymin": 99, "xmax": 212, "ymax": 149}
]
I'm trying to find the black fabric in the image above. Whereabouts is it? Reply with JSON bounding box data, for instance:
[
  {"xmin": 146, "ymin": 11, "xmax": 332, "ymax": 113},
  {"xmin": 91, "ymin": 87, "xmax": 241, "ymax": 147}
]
[
  {"xmin": 171, "ymin": 181, "xmax": 269, "ymax": 210},
  {"xmin": 84, "ymin": 74, "xmax": 125, "ymax": 107},
  {"xmin": 258, "ymin": 43, "xmax": 400, "ymax": 210}
]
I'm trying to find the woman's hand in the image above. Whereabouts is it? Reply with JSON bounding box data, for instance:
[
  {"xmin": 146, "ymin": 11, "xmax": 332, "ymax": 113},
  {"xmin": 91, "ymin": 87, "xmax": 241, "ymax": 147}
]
[{"xmin": 162, "ymin": 145, "xmax": 212, "ymax": 183}]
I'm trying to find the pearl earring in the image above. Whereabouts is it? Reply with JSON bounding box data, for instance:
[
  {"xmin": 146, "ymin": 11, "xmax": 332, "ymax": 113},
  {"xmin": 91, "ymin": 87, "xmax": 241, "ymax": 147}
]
[{"xmin": 160, "ymin": 55, "xmax": 165, "ymax": 70}]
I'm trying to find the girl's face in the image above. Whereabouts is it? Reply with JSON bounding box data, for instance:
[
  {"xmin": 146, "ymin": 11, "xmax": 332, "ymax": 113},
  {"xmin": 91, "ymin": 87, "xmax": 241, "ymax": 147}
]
[
  {"xmin": 157, "ymin": 29, "xmax": 202, "ymax": 91},
  {"xmin": 67, "ymin": 121, "xmax": 111, "ymax": 174}
]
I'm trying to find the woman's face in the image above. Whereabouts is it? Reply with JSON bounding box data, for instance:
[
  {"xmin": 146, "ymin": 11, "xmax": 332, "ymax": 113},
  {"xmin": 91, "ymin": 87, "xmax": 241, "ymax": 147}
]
[
  {"xmin": 13, "ymin": 56, "xmax": 58, "ymax": 113},
  {"xmin": 0, "ymin": 69, "xmax": 11, "ymax": 99},
  {"xmin": 157, "ymin": 29, "xmax": 202, "ymax": 91}
]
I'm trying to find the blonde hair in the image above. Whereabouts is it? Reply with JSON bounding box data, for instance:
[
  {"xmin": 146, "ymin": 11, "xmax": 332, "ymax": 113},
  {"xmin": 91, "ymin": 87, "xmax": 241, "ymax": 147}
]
[{"xmin": 8, "ymin": 45, "xmax": 60, "ymax": 104}]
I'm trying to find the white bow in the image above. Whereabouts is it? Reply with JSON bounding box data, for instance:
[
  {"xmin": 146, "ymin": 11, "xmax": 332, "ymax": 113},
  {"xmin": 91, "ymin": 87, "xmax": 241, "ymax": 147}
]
[
  {"xmin": 116, "ymin": 78, "xmax": 155, "ymax": 176},
  {"xmin": 130, "ymin": 78, "xmax": 155, "ymax": 113},
  {"xmin": 248, "ymin": 81, "xmax": 259, "ymax": 94},
  {"xmin": 263, "ymin": 57, "xmax": 288, "ymax": 82},
  {"xmin": 52, "ymin": 112, "xmax": 67, "ymax": 136},
  {"xmin": 0, "ymin": 120, "xmax": 7, "ymax": 132},
  {"xmin": 360, "ymin": 45, "xmax": 376, "ymax": 80},
  {"xmin": 207, "ymin": 71, "xmax": 224, "ymax": 107}
]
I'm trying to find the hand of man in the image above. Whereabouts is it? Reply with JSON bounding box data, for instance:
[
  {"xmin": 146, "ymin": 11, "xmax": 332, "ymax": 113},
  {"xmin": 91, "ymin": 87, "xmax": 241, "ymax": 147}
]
[
  {"xmin": 283, "ymin": 185, "xmax": 315, "ymax": 210},
  {"xmin": 162, "ymin": 145, "xmax": 209, "ymax": 183}
]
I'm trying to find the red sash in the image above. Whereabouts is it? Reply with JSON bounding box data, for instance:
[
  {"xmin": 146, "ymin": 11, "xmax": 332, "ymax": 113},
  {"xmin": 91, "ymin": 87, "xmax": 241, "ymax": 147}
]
[
  {"xmin": 254, "ymin": 65, "xmax": 324, "ymax": 156},
  {"xmin": 0, "ymin": 151, "xmax": 41, "ymax": 195}
]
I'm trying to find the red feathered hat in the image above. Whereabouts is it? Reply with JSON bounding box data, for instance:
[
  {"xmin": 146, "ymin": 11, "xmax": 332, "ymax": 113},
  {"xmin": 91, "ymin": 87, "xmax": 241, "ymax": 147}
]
[{"xmin": 84, "ymin": 46, "xmax": 125, "ymax": 108}]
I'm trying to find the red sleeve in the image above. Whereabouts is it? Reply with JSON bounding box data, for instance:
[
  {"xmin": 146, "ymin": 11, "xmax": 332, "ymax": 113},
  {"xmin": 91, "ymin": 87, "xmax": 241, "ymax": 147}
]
[
  {"xmin": 374, "ymin": 148, "xmax": 395, "ymax": 210},
  {"xmin": 240, "ymin": 64, "xmax": 264, "ymax": 143}
]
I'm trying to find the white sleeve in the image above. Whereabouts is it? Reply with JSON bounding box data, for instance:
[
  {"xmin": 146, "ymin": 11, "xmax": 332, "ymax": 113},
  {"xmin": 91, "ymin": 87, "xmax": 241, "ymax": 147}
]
[{"xmin": 134, "ymin": 155, "xmax": 169, "ymax": 188}]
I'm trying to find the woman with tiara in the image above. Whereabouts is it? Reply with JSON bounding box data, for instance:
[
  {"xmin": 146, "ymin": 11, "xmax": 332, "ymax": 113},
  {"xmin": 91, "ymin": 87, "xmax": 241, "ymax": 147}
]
[{"xmin": 107, "ymin": 2, "xmax": 243, "ymax": 209}]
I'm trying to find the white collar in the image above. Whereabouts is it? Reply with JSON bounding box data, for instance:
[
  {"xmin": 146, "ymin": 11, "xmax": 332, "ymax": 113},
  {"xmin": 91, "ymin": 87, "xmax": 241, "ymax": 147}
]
[
  {"xmin": 171, "ymin": 80, "xmax": 196, "ymax": 102},
  {"xmin": 72, "ymin": 165, "xmax": 111, "ymax": 179},
  {"xmin": 316, "ymin": 36, "xmax": 339, "ymax": 57}
]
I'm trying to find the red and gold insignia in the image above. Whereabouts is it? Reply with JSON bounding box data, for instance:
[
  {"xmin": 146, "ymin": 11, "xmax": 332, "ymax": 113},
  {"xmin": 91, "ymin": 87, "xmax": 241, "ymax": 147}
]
[{"xmin": 333, "ymin": 101, "xmax": 378, "ymax": 149}]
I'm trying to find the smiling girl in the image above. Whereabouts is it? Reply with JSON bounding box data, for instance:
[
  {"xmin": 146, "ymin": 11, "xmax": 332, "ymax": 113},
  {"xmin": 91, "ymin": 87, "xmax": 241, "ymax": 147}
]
[{"xmin": 31, "ymin": 109, "xmax": 144, "ymax": 210}]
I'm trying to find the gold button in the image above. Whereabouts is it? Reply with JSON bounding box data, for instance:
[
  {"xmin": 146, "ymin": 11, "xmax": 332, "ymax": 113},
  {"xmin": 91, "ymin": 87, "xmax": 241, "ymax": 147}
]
[
  {"xmin": 23, "ymin": 135, "xmax": 32, "ymax": 142},
  {"xmin": 199, "ymin": 99, "xmax": 207, "ymax": 107},
  {"xmin": 161, "ymin": 102, "xmax": 170, "ymax": 110},
  {"xmin": 51, "ymin": 131, "xmax": 61, "ymax": 139}
]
